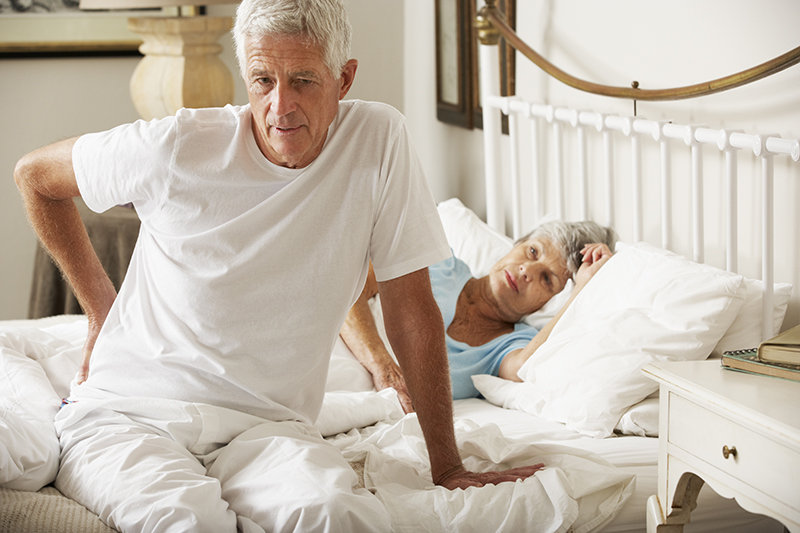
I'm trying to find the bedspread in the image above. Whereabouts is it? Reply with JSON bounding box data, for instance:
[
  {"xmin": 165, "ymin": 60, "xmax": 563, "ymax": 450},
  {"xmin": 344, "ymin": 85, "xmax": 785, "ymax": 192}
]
[{"xmin": 0, "ymin": 316, "xmax": 635, "ymax": 533}]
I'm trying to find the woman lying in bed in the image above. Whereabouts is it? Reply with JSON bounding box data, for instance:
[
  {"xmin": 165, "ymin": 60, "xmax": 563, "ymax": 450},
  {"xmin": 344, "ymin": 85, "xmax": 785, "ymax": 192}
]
[{"xmin": 341, "ymin": 220, "xmax": 617, "ymax": 413}]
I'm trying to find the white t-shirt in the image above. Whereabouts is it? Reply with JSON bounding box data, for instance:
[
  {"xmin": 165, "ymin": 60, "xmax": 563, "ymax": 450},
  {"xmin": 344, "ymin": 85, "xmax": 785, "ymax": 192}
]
[{"xmin": 71, "ymin": 101, "xmax": 451, "ymax": 423}]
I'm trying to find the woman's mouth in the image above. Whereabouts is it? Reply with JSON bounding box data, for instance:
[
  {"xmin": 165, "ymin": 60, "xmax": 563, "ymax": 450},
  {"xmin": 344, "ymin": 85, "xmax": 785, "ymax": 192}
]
[{"xmin": 505, "ymin": 270, "xmax": 518, "ymax": 293}]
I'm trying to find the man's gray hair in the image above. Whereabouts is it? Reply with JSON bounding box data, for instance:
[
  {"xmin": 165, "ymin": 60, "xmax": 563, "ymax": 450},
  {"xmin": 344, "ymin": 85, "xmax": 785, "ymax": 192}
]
[
  {"xmin": 233, "ymin": 0, "xmax": 352, "ymax": 79},
  {"xmin": 518, "ymin": 220, "xmax": 618, "ymax": 275}
]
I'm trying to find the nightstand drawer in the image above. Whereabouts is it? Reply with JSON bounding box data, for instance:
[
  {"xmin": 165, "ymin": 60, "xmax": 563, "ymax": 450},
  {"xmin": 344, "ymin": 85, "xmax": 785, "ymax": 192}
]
[{"xmin": 668, "ymin": 393, "xmax": 800, "ymax": 509}]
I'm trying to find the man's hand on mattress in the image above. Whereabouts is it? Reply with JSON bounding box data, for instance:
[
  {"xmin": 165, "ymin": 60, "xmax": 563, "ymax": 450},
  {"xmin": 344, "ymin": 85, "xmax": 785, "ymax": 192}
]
[{"xmin": 434, "ymin": 463, "xmax": 546, "ymax": 490}]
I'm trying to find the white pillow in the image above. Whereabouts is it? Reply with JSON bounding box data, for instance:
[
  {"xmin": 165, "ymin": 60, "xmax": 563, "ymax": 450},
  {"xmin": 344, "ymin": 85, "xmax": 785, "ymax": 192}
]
[
  {"xmin": 614, "ymin": 396, "xmax": 659, "ymax": 437},
  {"xmin": 711, "ymin": 279, "xmax": 792, "ymax": 357},
  {"xmin": 476, "ymin": 242, "xmax": 746, "ymax": 438},
  {"xmin": 315, "ymin": 388, "xmax": 404, "ymax": 437},
  {"xmin": 436, "ymin": 198, "xmax": 512, "ymax": 277},
  {"xmin": 326, "ymin": 336, "xmax": 375, "ymax": 393}
]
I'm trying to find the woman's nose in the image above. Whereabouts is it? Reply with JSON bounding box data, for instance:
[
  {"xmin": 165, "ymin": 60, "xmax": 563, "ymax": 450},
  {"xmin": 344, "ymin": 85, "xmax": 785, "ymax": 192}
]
[{"xmin": 518, "ymin": 262, "xmax": 539, "ymax": 281}]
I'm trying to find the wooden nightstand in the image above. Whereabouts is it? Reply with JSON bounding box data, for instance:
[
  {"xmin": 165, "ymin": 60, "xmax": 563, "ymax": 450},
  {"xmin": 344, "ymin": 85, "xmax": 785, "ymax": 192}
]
[{"xmin": 643, "ymin": 360, "xmax": 800, "ymax": 532}]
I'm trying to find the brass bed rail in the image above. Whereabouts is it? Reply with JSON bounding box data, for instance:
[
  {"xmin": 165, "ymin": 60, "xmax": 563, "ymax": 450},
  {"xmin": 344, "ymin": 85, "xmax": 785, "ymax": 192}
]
[{"xmin": 475, "ymin": 0, "xmax": 800, "ymax": 101}]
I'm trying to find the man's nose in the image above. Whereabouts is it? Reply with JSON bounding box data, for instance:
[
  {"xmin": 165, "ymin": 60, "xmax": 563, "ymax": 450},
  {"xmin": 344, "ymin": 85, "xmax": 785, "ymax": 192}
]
[{"xmin": 271, "ymin": 82, "xmax": 297, "ymax": 116}]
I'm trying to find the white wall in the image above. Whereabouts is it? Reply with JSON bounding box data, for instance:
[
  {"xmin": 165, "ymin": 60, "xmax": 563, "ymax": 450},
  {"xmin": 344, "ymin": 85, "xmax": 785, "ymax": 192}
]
[
  {"xmin": 0, "ymin": 0, "xmax": 402, "ymax": 320},
  {"xmin": 3, "ymin": 1, "xmax": 798, "ymax": 328},
  {"xmin": 402, "ymin": 0, "xmax": 800, "ymax": 330}
]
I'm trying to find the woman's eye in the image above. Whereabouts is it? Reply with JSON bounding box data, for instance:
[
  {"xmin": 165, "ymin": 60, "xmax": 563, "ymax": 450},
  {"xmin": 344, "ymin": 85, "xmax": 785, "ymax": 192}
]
[{"xmin": 529, "ymin": 246, "xmax": 538, "ymax": 259}]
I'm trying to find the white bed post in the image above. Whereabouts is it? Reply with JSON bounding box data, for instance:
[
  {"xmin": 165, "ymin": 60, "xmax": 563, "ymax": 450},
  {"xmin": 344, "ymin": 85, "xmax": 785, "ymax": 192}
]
[
  {"xmin": 660, "ymin": 138, "xmax": 673, "ymax": 252},
  {"xmin": 631, "ymin": 131, "xmax": 643, "ymax": 243},
  {"xmin": 602, "ymin": 129, "xmax": 615, "ymax": 229},
  {"xmin": 578, "ymin": 123, "xmax": 589, "ymax": 221},
  {"xmin": 688, "ymin": 128, "xmax": 705, "ymax": 264},
  {"xmin": 476, "ymin": 3, "xmax": 504, "ymax": 234},
  {"xmin": 507, "ymin": 100, "xmax": 523, "ymax": 240},
  {"xmin": 761, "ymin": 151, "xmax": 775, "ymax": 341},
  {"xmin": 722, "ymin": 133, "xmax": 739, "ymax": 273},
  {"xmin": 531, "ymin": 116, "xmax": 543, "ymax": 225}
]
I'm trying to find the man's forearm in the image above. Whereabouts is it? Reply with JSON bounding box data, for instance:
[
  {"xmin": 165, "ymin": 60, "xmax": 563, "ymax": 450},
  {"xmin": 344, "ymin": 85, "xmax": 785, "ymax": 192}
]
[
  {"xmin": 377, "ymin": 268, "xmax": 464, "ymax": 483},
  {"xmin": 15, "ymin": 138, "xmax": 117, "ymax": 323}
]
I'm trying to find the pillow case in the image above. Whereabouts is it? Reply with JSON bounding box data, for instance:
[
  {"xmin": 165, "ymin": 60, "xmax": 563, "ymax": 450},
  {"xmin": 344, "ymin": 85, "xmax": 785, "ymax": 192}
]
[
  {"xmin": 476, "ymin": 242, "xmax": 746, "ymax": 438},
  {"xmin": 711, "ymin": 279, "xmax": 792, "ymax": 357},
  {"xmin": 614, "ymin": 396, "xmax": 659, "ymax": 437},
  {"xmin": 326, "ymin": 336, "xmax": 375, "ymax": 392},
  {"xmin": 436, "ymin": 198, "xmax": 512, "ymax": 278}
]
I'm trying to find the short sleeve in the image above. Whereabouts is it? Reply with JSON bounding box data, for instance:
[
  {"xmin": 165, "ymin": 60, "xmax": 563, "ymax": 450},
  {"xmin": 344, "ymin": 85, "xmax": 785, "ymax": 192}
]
[
  {"xmin": 369, "ymin": 117, "xmax": 451, "ymax": 282},
  {"xmin": 72, "ymin": 117, "xmax": 177, "ymax": 214}
]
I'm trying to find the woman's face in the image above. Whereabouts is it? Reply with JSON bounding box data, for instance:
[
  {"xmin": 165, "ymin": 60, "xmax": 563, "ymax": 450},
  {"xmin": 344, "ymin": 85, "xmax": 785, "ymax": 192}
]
[{"xmin": 488, "ymin": 237, "xmax": 571, "ymax": 321}]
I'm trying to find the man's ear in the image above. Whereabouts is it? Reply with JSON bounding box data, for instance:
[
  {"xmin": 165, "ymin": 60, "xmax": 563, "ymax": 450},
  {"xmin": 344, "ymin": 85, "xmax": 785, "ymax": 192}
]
[{"xmin": 338, "ymin": 59, "xmax": 358, "ymax": 100}]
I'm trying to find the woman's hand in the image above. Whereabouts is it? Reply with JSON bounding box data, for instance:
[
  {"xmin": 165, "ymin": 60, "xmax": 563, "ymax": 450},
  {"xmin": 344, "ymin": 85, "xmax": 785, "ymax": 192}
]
[
  {"xmin": 574, "ymin": 243, "xmax": 613, "ymax": 290},
  {"xmin": 371, "ymin": 359, "xmax": 414, "ymax": 414}
]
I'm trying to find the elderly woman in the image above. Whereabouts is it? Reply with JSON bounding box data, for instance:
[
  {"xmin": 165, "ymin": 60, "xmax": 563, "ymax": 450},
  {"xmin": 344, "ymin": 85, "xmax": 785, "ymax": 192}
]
[{"xmin": 341, "ymin": 220, "xmax": 617, "ymax": 413}]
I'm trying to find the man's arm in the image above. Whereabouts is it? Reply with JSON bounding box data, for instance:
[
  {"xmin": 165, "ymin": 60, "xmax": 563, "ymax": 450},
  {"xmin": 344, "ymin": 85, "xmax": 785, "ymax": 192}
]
[
  {"xmin": 340, "ymin": 263, "xmax": 413, "ymax": 413},
  {"xmin": 378, "ymin": 267, "xmax": 543, "ymax": 489},
  {"xmin": 14, "ymin": 137, "xmax": 117, "ymax": 382}
]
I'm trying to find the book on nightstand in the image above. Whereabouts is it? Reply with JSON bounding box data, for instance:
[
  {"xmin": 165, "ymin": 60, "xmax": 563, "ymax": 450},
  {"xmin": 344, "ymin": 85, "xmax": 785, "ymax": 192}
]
[
  {"xmin": 757, "ymin": 324, "xmax": 800, "ymax": 365},
  {"xmin": 721, "ymin": 348, "xmax": 800, "ymax": 383}
]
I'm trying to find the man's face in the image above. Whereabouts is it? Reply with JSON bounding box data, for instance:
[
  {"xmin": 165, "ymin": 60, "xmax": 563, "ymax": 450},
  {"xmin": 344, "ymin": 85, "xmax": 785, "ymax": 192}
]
[{"xmin": 244, "ymin": 34, "xmax": 357, "ymax": 169}]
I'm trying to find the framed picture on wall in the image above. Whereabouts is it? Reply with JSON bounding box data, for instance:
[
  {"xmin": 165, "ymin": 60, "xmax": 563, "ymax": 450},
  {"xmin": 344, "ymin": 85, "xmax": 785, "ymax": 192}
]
[
  {"xmin": 0, "ymin": 1, "xmax": 150, "ymax": 58},
  {"xmin": 435, "ymin": 0, "xmax": 515, "ymax": 130}
]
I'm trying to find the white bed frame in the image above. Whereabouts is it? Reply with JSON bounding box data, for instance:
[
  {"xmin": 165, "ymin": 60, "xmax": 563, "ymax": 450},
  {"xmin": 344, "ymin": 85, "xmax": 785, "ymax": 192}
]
[
  {"xmin": 474, "ymin": 4, "xmax": 800, "ymax": 532},
  {"xmin": 476, "ymin": 18, "xmax": 799, "ymax": 343}
]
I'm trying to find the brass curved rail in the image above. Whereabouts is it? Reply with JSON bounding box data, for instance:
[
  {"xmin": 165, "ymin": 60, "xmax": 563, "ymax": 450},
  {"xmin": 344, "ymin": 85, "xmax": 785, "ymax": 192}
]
[{"xmin": 476, "ymin": 1, "xmax": 800, "ymax": 101}]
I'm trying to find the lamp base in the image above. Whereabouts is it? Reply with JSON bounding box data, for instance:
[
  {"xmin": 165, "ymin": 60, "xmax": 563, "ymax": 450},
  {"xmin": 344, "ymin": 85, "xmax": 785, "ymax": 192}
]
[{"xmin": 128, "ymin": 16, "xmax": 234, "ymax": 120}]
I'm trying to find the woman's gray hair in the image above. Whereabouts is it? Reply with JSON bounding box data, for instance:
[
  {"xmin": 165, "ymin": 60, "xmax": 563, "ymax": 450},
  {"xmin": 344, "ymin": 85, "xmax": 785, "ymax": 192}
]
[
  {"xmin": 233, "ymin": 0, "xmax": 352, "ymax": 79},
  {"xmin": 517, "ymin": 220, "xmax": 617, "ymax": 275}
]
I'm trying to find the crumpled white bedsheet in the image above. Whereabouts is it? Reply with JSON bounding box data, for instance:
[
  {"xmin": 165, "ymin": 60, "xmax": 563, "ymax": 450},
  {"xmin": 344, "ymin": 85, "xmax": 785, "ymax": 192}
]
[
  {"xmin": 0, "ymin": 317, "xmax": 84, "ymax": 491},
  {"xmin": 328, "ymin": 416, "xmax": 635, "ymax": 533},
  {"xmin": 0, "ymin": 316, "xmax": 635, "ymax": 532}
]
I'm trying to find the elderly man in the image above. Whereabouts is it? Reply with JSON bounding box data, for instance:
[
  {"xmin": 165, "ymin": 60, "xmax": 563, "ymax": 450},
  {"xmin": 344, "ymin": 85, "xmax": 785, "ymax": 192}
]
[{"xmin": 14, "ymin": 0, "xmax": 541, "ymax": 531}]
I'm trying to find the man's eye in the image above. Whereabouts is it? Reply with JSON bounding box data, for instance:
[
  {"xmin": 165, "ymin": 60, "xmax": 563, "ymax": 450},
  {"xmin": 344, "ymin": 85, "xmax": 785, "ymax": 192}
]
[{"xmin": 529, "ymin": 246, "xmax": 538, "ymax": 259}]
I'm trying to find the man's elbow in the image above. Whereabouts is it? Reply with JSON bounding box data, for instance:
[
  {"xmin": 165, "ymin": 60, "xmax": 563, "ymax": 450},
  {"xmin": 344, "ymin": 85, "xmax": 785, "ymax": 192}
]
[
  {"xmin": 14, "ymin": 137, "xmax": 80, "ymax": 202},
  {"xmin": 14, "ymin": 152, "xmax": 37, "ymax": 195}
]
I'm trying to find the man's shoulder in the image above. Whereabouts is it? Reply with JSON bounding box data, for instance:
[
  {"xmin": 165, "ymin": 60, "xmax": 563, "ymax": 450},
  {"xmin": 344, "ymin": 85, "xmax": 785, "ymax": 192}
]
[
  {"xmin": 338, "ymin": 99, "xmax": 405, "ymax": 124},
  {"xmin": 174, "ymin": 104, "xmax": 249, "ymax": 128}
]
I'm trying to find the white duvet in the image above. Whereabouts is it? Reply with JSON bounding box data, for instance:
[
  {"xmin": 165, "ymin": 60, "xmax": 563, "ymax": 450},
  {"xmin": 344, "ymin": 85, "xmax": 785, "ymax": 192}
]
[{"xmin": 0, "ymin": 315, "xmax": 635, "ymax": 533}]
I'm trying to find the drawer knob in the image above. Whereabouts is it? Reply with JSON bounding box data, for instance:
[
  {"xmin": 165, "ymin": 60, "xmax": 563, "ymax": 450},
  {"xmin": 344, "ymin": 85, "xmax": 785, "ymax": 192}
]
[{"xmin": 722, "ymin": 445, "xmax": 737, "ymax": 459}]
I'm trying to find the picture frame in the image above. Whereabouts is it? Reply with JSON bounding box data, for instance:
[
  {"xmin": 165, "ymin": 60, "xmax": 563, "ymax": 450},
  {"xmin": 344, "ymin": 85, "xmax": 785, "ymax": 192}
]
[
  {"xmin": 0, "ymin": 3, "xmax": 153, "ymax": 58},
  {"xmin": 435, "ymin": 0, "xmax": 515, "ymax": 130}
]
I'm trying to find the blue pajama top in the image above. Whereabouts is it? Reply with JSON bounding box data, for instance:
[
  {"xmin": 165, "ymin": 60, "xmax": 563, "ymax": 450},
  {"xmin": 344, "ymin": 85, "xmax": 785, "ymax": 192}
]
[{"xmin": 429, "ymin": 254, "xmax": 538, "ymax": 399}]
